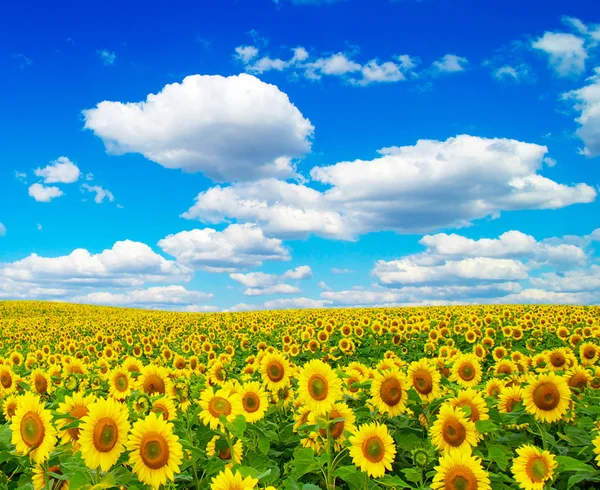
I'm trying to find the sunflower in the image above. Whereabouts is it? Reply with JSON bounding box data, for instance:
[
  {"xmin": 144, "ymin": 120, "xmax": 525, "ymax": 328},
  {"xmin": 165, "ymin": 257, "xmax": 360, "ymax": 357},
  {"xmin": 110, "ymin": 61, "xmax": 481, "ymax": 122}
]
[
  {"xmin": 431, "ymin": 450, "xmax": 491, "ymax": 490},
  {"xmin": 152, "ymin": 396, "xmax": 177, "ymax": 421},
  {"xmin": 498, "ymin": 385, "xmax": 524, "ymax": 414},
  {"xmin": 259, "ymin": 352, "xmax": 291, "ymax": 393},
  {"xmin": 407, "ymin": 359, "xmax": 442, "ymax": 402},
  {"xmin": 10, "ymin": 392, "xmax": 57, "ymax": 463},
  {"xmin": 78, "ymin": 397, "xmax": 131, "ymax": 471},
  {"xmin": 238, "ymin": 381, "xmax": 269, "ymax": 423},
  {"xmin": 311, "ymin": 402, "xmax": 356, "ymax": 450},
  {"xmin": 30, "ymin": 369, "xmax": 52, "ymax": 396},
  {"xmin": 522, "ymin": 373, "xmax": 571, "ymax": 423},
  {"xmin": 370, "ymin": 368, "xmax": 408, "ymax": 417},
  {"xmin": 429, "ymin": 403, "xmax": 478, "ymax": 454},
  {"xmin": 565, "ymin": 366, "xmax": 591, "ymax": 393},
  {"xmin": 108, "ymin": 368, "xmax": 133, "ymax": 401},
  {"xmin": 56, "ymin": 392, "xmax": 97, "ymax": 446},
  {"xmin": 546, "ymin": 348, "xmax": 570, "ymax": 371},
  {"xmin": 580, "ymin": 342, "xmax": 599, "ymax": 366},
  {"xmin": 450, "ymin": 388, "xmax": 489, "ymax": 425},
  {"xmin": 593, "ymin": 431, "xmax": 600, "ymax": 465},
  {"xmin": 32, "ymin": 464, "xmax": 68, "ymax": 490},
  {"xmin": 450, "ymin": 354, "xmax": 482, "ymax": 388},
  {"xmin": 207, "ymin": 435, "xmax": 243, "ymax": 467},
  {"xmin": 139, "ymin": 365, "xmax": 172, "ymax": 396},
  {"xmin": 511, "ymin": 444, "xmax": 557, "ymax": 490},
  {"xmin": 126, "ymin": 411, "xmax": 183, "ymax": 490},
  {"xmin": 0, "ymin": 366, "xmax": 17, "ymax": 396},
  {"xmin": 297, "ymin": 359, "xmax": 343, "ymax": 415},
  {"xmin": 199, "ymin": 387, "xmax": 242, "ymax": 430},
  {"xmin": 2, "ymin": 394, "xmax": 19, "ymax": 421},
  {"xmin": 349, "ymin": 422, "xmax": 396, "ymax": 478},
  {"xmin": 210, "ymin": 468, "xmax": 258, "ymax": 490},
  {"xmin": 484, "ymin": 379, "xmax": 505, "ymax": 398}
]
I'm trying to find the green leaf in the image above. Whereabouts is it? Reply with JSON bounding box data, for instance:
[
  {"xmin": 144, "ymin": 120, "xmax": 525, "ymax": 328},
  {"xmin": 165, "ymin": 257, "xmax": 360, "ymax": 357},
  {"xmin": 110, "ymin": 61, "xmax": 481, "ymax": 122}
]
[
  {"xmin": 258, "ymin": 437, "xmax": 270, "ymax": 455},
  {"xmin": 556, "ymin": 455, "xmax": 596, "ymax": 473},
  {"xmin": 231, "ymin": 414, "xmax": 247, "ymax": 439},
  {"xmin": 486, "ymin": 443, "xmax": 511, "ymax": 471},
  {"xmin": 376, "ymin": 474, "xmax": 410, "ymax": 489},
  {"xmin": 475, "ymin": 419, "xmax": 498, "ymax": 434},
  {"xmin": 401, "ymin": 468, "xmax": 422, "ymax": 485}
]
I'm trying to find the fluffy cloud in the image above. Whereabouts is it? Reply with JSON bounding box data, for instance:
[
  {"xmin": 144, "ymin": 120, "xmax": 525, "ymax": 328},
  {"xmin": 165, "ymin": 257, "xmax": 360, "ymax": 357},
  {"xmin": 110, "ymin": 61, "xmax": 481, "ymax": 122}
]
[
  {"xmin": 530, "ymin": 265, "xmax": 600, "ymax": 293},
  {"xmin": 98, "ymin": 49, "xmax": 116, "ymax": 66},
  {"xmin": 158, "ymin": 224, "xmax": 290, "ymax": 272},
  {"xmin": 332, "ymin": 268, "xmax": 353, "ymax": 274},
  {"xmin": 532, "ymin": 32, "xmax": 587, "ymax": 77},
  {"xmin": 81, "ymin": 184, "xmax": 115, "ymax": 204},
  {"xmin": 0, "ymin": 223, "xmax": 5, "ymax": 237},
  {"xmin": 0, "ymin": 240, "xmax": 190, "ymax": 289},
  {"xmin": 230, "ymin": 265, "xmax": 312, "ymax": 295},
  {"xmin": 71, "ymin": 285, "xmax": 214, "ymax": 310},
  {"xmin": 432, "ymin": 54, "xmax": 468, "ymax": 73},
  {"xmin": 83, "ymin": 74, "xmax": 314, "ymax": 182},
  {"xmin": 564, "ymin": 68, "xmax": 600, "ymax": 156},
  {"xmin": 28, "ymin": 183, "xmax": 64, "ymax": 202},
  {"xmin": 183, "ymin": 135, "xmax": 595, "ymax": 239},
  {"xmin": 34, "ymin": 157, "xmax": 80, "ymax": 184}
]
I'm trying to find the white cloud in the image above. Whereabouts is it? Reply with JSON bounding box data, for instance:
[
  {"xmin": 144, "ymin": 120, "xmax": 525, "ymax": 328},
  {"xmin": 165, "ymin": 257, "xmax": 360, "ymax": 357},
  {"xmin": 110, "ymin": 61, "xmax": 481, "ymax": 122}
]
[
  {"xmin": 263, "ymin": 297, "xmax": 332, "ymax": 310},
  {"xmin": 564, "ymin": 68, "xmax": 600, "ymax": 157},
  {"xmin": 318, "ymin": 280, "xmax": 331, "ymax": 290},
  {"xmin": 85, "ymin": 173, "xmax": 94, "ymax": 181},
  {"xmin": 530, "ymin": 265, "xmax": 600, "ymax": 293},
  {"xmin": 28, "ymin": 183, "xmax": 64, "ymax": 203},
  {"xmin": 532, "ymin": 32, "xmax": 587, "ymax": 77},
  {"xmin": 71, "ymin": 285, "xmax": 213, "ymax": 310},
  {"xmin": 492, "ymin": 64, "xmax": 532, "ymax": 82},
  {"xmin": 158, "ymin": 224, "xmax": 290, "ymax": 272},
  {"xmin": 432, "ymin": 54, "xmax": 468, "ymax": 73},
  {"xmin": 98, "ymin": 49, "xmax": 116, "ymax": 66},
  {"xmin": 184, "ymin": 135, "xmax": 596, "ymax": 239},
  {"xmin": 37, "ymin": 224, "xmax": 42, "ymax": 231},
  {"xmin": 373, "ymin": 257, "xmax": 529, "ymax": 286},
  {"xmin": 15, "ymin": 171, "xmax": 27, "ymax": 182},
  {"xmin": 83, "ymin": 74, "xmax": 314, "ymax": 182},
  {"xmin": 230, "ymin": 265, "xmax": 312, "ymax": 295},
  {"xmin": 0, "ymin": 240, "xmax": 190, "ymax": 290},
  {"xmin": 81, "ymin": 184, "xmax": 115, "ymax": 204},
  {"xmin": 0, "ymin": 223, "xmax": 5, "ymax": 237},
  {"xmin": 225, "ymin": 303, "xmax": 260, "ymax": 312},
  {"xmin": 332, "ymin": 267, "xmax": 353, "ymax": 274},
  {"xmin": 591, "ymin": 229, "xmax": 600, "ymax": 241},
  {"xmin": 234, "ymin": 45, "xmax": 259, "ymax": 63},
  {"xmin": 34, "ymin": 157, "xmax": 80, "ymax": 184}
]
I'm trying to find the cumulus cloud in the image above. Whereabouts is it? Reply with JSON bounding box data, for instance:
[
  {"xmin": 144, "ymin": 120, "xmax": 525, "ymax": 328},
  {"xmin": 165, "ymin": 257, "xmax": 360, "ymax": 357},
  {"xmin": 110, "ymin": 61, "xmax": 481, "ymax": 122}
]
[
  {"xmin": 158, "ymin": 224, "xmax": 290, "ymax": 272},
  {"xmin": 431, "ymin": 54, "xmax": 468, "ymax": 73},
  {"xmin": 34, "ymin": 157, "xmax": 80, "ymax": 184},
  {"xmin": 81, "ymin": 184, "xmax": 115, "ymax": 204},
  {"xmin": 532, "ymin": 32, "xmax": 587, "ymax": 77},
  {"xmin": 0, "ymin": 240, "xmax": 190, "ymax": 289},
  {"xmin": 230, "ymin": 265, "xmax": 312, "ymax": 295},
  {"xmin": 183, "ymin": 135, "xmax": 595, "ymax": 239},
  {"xmin": 71, "ymin": 285, "xmax": 214, "ymax": 310},
  {"xmin": 83, "ymin": 74, "xmax": 314, "ymax": 182},
  {"xmin": 564, "ymin": 68, "xmax": 600, "ymax": 156},
  {"xmin": 28, "ymin": 183, "xmax": 64, "ymax": 202}
]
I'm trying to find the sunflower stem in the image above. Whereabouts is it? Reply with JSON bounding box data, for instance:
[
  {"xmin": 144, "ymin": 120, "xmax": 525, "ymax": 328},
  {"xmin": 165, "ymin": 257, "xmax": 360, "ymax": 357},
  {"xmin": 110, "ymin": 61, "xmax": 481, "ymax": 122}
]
[
  {"xmin": 536, "ymin": 421, "xmax": 547, "ymax": 450},
  {"xmin": 326, "ymin": 414, "xmax": 336, "ymax": 490},
  {"xmin": 364, "ymin": 470, "xmax": 369, "ymax": 490}
]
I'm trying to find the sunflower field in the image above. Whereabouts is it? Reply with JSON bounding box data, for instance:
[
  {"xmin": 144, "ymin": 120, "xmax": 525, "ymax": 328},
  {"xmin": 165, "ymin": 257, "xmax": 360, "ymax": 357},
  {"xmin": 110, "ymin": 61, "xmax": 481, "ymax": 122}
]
[{"xmin": 1, "ymin": 301, "xmax": 600, "ymax": 490}]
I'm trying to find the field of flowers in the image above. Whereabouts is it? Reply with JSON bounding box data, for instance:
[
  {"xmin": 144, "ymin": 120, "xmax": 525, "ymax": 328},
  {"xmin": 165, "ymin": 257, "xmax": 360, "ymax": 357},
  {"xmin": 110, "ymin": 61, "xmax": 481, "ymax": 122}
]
[{"xmin": 0, "ymin": 301, "xmax": 600, "ymax": 490}]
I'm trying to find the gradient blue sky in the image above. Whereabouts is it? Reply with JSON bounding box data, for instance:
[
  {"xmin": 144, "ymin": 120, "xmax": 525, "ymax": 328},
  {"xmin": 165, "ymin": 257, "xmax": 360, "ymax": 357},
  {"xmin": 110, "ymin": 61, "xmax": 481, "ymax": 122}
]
[{"xmin": 1, "ymin": 0, "xmax": 599, "ymax": 311}]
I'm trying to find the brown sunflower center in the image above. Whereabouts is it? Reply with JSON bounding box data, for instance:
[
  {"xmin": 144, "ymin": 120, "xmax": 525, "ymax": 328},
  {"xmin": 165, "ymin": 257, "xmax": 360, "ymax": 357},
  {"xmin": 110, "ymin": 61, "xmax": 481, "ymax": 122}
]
[
  {"xmin": 307, "ymin": 374, "xmax": 329, "ymax": 401},
  {"xmin": 140, "ymin": 431, "xmax": 170, "ymax": 470},
  {"xmin": 208, "ymin": 396, "xmax": 232, "ymax": 418},
  {"xmin": 115, "ymin": 374, "xmax": 128, "ymax": 392},
  {"xmin": 6, "ymin": 402, "xmax": 17, "ymax": 418},
  {"xmin": 319, "ymin": 409, "xmax": 345, "ymax": 439},
  {"xmin": 242, "ymin": 392, "xmax": 260, "ymax": 413},
  {"xmin": 413, "ymin": 369, "xmax": 433, "ymax": 395},
  {"xmin": 442, "ymin": 418, "xmax": 467, "ymax": 447},
  {"xmin": 550, "ymin": 353, "xmax": 566, "ymax": 368},
  {"xmin": 34, "ymin": 375, "xmax": 48, "ymax": 394},
  {"xmin": 380, "ymin": 378, "xmax": 402, "ymax": 406},
  {"xmin": 458, "ymin": 364, "xmax": 476, "ymax": 381},
  {"xmin": 526, "ymin": 456, "xmax": 549, "ymax": 483},
  {"xmin": 0, "ymin": 372, "xmax": 12, "ymax": 389},
  {"xmin": 153, "ymin": 403, "xmax": 169, "ymax": 421},
  {"xmin": 67, "ymin": 405, "xmax": 89, "ymax": 441},
  {"xmin": 584, "ymin": 347, "xmax": 596, "ymax": 359},
  {"xmin": 20, "ymin": 412, "xmax": 45, "ymax": 448},
  {"xmin": 267, "ymin": 361, "xmax": 285, "ymax": 382},
  {"xmin": 456, "ymin": 401, "xmax": 479, "ymax": 422},
  {"xmin": 143, "ymin": 374, "xmax": 165, "ymax": 395},
  {"xmin": 93, "ymin": 417, "xmax": 119, "ymax": 452},
  {"xmin": 532, "ymin": 382, "xmax": 561, "ymax": 411},
  {"xmin": 568, "ymin": 373, "xmax": 588, "ymax": 392},
  {"xmin": 445, "ymin": 465, "xmax": 478, "ymax": 490},
  {"xmin": 362, "ymin": 436, "xmax": 385, "ymax": 463},
  {"xmin": 348, "ymin": 378, "xmax": 360, "ymax": 393}
]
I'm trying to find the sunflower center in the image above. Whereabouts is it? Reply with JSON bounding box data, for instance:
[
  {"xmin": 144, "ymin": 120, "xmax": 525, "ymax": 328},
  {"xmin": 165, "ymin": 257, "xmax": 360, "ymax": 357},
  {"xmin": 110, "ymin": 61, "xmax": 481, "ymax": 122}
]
[
  {"xmin": 532, "ymin": 382, "xmax": 561, "ymax": 411},
  {"xmin": 568, "ymin": 374, "xmax": 588, "ymax": 392},
  {"xmin": 242, "ymin": 392, "xmax": 260, "ymax": 413},
  {"xmin": 143, "ymin": 374, "xmax": 165, "ymax": 395},
  {"xmin": 67, "ymin": 405, "xmax": 89, "ymax": 440},
  {"xmin": 34, "ymin": 375, "xmax": 48, "ymax": 394},
  {"xmin": 458, "ymin": 364, "xmax": 475, "ymax": 381},
  {"xmin": 550, "ymin": 354, "xmax": 565, "ymax": 368},
  {"xmin": 153, "ymin": 403, "xmax": 169, "ymax": 420},
  {"xmin": 93, "ymin": 417, "xmax": 119, "ymax": 452},
  {"xmin": 267, "ymin": 361, "xmax": 285, "ymax": 382},
  {"xmin": 115, "ymin": 374, "xmax": 128, "ymax": 392},
  {"xmin": 208, "ymin": 397, "xmax": 232, "ymax": 418},
  {"xmin": 0, "ymin": 372, "xmax": 12, "ymax": 389},
  {"xmin": 307, "ymin": 374, "xmax": 329, "ymax": 401},
  {"xmin": 584, "ymin": 348, "xmax": 596, "ymax": 359},
  {"xmin": 140, "ymin": 431, "xmax": 170, "ymax": 470},
  {"xmin": 445, "ymin": 465, "xmax": 478, "ymax": 490},
  {"xmin": 218, "ymin": 445, "xmax": 232, "ymax": 460},
  {"xmin": 380, "ymin": 378, "xmax": 402, "ymax": 406},
  {"xmin": 319, "ymin": 410, "xmax": 345, "ymax": 439},
  {"xmin": 526, "ymin": 456, "xmax": 549, "ymax": 482},
  {"xmin": 348, "ymin": 378, "xmax": 360, "ymax": 393},
  {"xmin": 456, "ymin": 401, "xmax": 479, "ymax": 422},
  {"xmin": 20, "ymin": 412, "xmax": 45, "ymax": 448},
  {"xmin": 413, "ymin": 369, "xmax": 433, "ymax": 395},
  {"xmin": 442, "ymin": 418, "xmax": 466, "ymax": 447},
  {"xmin": 362, "ymin": 436, "xmax": 385, "ymax": 463}
]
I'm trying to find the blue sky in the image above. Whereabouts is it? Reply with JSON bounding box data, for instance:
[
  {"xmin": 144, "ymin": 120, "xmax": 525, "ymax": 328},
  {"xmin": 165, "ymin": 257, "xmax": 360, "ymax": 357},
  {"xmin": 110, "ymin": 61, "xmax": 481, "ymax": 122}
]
[{"xmin": 1, "ymin": 0, "xmax": 600, "ymax": 311}]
